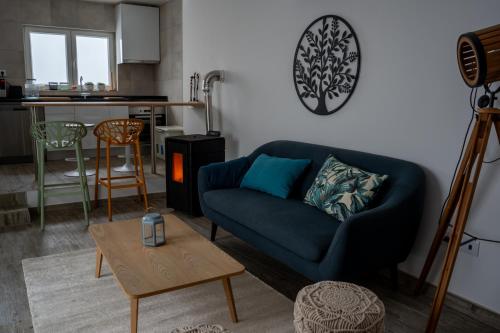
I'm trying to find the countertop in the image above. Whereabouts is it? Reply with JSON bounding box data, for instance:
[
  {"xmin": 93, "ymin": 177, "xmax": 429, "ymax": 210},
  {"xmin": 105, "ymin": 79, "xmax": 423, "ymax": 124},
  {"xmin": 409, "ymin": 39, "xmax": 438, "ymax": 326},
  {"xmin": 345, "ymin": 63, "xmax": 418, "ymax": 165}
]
[
  {"xmin": 0, "ymin": 98, "xmax": 25, "ymax": 104},
  {"xmin": 22, "ymin": 101, "xmax": 204, "ymax": 107},
  {"xmin": 2, "ymin": 95, "xmax": 171, "ymax": 103},
  {"xmin": 0, "ymin": 94, "xmax": 172, "ymax": 105}
]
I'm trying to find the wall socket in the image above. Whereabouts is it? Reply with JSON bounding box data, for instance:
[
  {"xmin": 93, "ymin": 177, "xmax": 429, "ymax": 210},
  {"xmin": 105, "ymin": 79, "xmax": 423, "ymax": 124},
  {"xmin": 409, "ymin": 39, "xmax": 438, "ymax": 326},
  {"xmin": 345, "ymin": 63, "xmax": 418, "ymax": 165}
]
[
  {"xmin": 463, "ymin": 239, "xmax": 480, "ymax": 257},
  {"xmin": 443, "ymin": 228, "xmax": 480, "ymax": 257},
  {"xmin": 0, "ymin": 70, "xmax": 6, "ymax": 77}
]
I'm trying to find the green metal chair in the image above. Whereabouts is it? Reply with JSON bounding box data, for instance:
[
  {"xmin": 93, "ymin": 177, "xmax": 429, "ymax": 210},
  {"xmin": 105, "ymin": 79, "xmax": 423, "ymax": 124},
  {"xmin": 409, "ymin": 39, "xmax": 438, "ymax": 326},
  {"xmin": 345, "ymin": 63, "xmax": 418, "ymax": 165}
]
[{"xmin": 32, "ymin": 121, "xmax": 91, "ymax": 230}]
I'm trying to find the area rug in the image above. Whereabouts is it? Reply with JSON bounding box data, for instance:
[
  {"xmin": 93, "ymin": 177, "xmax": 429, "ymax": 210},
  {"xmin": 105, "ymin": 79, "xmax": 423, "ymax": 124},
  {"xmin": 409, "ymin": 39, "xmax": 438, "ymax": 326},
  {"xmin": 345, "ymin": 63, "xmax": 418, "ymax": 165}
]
[{"xmin": 22, "ymin": 248, "xmax": 294, "ymax": 332}]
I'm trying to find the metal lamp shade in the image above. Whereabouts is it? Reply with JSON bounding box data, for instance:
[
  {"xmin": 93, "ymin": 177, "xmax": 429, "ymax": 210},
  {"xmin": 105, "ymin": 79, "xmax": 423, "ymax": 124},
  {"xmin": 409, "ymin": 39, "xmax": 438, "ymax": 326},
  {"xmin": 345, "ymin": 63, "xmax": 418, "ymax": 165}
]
[{"xmin": 141, "ymin": 213, "xmax": 166, "ymax": 247}]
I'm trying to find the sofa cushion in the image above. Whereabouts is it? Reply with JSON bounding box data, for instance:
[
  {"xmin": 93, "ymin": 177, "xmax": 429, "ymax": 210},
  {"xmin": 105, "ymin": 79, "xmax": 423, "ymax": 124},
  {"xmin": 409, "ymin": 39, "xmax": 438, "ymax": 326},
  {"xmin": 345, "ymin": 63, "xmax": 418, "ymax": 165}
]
[
  {"xmin": 240, "ymin": 154, "xmax": 311, "ymax": 199},
  {"xmin": 203, "ymin": 188, "xmax": 341, "ymax": 262},
  {"xmin": 304, "ymin": 155, "xmax": 388, "ymax": 222},
  {"xmin": 247, "ymin": 141, "xmax": 415, "ymax": 200}
]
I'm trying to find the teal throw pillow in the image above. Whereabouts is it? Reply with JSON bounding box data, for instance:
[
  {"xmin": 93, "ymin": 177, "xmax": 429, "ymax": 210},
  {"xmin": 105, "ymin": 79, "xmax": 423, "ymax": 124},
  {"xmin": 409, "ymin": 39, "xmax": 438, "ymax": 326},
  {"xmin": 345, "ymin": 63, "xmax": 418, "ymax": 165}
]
[
  {"xmin": 304, "ymin": 155, "xmax": 388, "ymax": 222},
  {"xmin": 240, "ymin": 154, "xmax": 311, "ymax": 199}
]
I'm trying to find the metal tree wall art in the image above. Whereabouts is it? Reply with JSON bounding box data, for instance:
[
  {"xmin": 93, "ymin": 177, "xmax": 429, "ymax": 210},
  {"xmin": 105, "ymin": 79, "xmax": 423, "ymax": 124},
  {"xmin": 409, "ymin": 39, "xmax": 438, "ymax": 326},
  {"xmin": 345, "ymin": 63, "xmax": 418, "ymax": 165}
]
[{"xmin": 294, "ymin": 15, "xmax": 360, "ymax": 115}]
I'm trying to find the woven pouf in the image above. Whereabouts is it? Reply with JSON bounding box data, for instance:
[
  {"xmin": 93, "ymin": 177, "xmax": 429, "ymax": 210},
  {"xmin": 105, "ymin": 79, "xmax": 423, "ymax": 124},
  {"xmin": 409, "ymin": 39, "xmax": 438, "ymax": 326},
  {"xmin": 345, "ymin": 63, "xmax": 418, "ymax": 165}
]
[
  {"xmin": 170, "ymin": 324, "xmax": 228, "ymax": 333},
  {"xmin": 294, "ymin": 281, "xmax": 385, "ymax": 333}
]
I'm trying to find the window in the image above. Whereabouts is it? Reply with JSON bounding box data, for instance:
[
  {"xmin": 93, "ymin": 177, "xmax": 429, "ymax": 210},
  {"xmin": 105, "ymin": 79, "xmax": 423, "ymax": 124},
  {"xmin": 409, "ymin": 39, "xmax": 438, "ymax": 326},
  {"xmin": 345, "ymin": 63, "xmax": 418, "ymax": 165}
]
[
  {"xmin": 28, "ymin": 32, "xmax": 69, "ymax": 84},
  {"xmin": 24, "ymin": 26, "xmax": 114, "ymax": 88},
  {"xmin": 75, "ymin": 35, "xmax": 111, "ymax": 86}
]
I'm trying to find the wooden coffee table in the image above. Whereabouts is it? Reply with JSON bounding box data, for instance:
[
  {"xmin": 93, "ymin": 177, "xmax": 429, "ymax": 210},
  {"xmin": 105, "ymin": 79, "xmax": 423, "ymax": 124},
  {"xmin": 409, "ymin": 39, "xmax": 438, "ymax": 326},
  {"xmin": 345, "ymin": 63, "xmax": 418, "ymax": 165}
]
[{"xmin": 89, "ymin": 214, "xmax": 245, "ymax": 333}]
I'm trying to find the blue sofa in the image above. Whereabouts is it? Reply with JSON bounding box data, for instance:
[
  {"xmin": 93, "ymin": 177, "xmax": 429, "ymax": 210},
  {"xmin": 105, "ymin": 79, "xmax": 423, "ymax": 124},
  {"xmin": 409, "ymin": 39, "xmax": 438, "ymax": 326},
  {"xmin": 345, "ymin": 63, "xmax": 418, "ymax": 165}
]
[{"xmin": 198, "ymin": 140, "xmax": 425, "ymax": 281}]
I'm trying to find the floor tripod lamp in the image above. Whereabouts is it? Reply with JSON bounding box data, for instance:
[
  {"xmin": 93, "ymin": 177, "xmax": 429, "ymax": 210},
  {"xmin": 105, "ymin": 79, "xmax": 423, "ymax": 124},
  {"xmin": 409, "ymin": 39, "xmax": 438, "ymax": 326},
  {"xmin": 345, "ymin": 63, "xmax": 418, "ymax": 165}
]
[{"xmin": 415, "ymin": 23, "xmax": 500, "ymax": 333}]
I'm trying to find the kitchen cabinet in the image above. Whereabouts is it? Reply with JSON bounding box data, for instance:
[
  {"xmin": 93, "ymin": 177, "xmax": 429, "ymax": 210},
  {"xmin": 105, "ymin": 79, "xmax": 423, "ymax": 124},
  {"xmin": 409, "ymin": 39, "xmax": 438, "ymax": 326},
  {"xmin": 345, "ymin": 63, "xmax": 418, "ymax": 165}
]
[
  {"xmin": 108, "ymin": 106, "xmax": 129, "ymax": 119},
  {"xmin": 75, "ymin": 107, "xmax": 102, "ymax": 150},
  {"xmin": 0, "ymin": 103, "xmax": 32, "ymax": 163},
  {"xmin": 116, "ymin": 4, "xmax": 160, "ymax": 64},
  {"xmin": 45, "ymin": 106, "xmax": 75, "ymax": 122}
]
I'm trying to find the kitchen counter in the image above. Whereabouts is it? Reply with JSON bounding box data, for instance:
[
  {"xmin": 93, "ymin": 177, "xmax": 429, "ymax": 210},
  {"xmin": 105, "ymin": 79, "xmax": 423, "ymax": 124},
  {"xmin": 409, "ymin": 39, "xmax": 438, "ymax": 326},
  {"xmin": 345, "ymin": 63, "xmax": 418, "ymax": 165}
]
[
  {"xmin": 23, "ymin": 100, "xmax": 205, "ymax": 175},
  {"xmin": 0, "ymin": 99, "xmax": 24, "ymax": 103},
  {"xmin": 22, "ymin": 101, "xmax": 204, "ymax": 107},
  {"xmin": 3, "ymin": 94, "xmax": 172, "ymax": 104}
]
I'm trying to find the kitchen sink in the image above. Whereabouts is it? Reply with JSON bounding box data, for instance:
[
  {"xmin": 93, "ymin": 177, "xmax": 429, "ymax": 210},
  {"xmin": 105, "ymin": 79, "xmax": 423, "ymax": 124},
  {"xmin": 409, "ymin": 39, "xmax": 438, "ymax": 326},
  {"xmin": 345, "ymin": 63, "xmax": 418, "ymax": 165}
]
[{"xmin": 69, "ymin": 96, "xmax": 105, "ymax": 101}]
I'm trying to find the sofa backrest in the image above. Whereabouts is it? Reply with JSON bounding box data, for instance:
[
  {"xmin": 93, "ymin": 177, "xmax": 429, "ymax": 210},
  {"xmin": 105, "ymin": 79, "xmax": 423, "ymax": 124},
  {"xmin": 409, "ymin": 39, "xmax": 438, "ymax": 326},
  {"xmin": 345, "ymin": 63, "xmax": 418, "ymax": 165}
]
[{"xmin": 247, "ymin": 140, "xmax": 425, "ymax": 201}]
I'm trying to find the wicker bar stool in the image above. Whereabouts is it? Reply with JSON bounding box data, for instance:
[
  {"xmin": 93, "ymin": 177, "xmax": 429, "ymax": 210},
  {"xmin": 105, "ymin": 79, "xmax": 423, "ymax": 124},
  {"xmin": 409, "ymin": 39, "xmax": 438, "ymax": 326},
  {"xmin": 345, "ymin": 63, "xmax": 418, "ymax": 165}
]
[
  {"xmin": 32, "ymin": 121, "xmax": 91, "ymax": 230},
  {"xmin": 94, "ymin": 119, "xmax": 149, "ymax": 221}
]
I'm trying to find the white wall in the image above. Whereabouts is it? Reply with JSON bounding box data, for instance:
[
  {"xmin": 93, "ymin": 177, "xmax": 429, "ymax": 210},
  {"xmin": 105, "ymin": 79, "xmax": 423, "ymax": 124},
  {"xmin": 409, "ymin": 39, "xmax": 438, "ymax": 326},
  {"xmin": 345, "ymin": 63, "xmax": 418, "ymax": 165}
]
[
  {"xmin": 183, "ymin": 0, "xmax": 500, "ymax": 313},
  {"xmin": 155, "ymin": 0, "xmax": 184, "ymax": 125}
]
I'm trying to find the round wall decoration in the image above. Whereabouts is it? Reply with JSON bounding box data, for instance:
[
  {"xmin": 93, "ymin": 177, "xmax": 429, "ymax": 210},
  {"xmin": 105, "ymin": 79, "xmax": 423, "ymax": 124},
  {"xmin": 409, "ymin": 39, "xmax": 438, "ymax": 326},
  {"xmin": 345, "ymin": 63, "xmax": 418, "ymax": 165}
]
[{"xmin": 293, "ymin": 15, "xmax": 360, "ymax": 115}]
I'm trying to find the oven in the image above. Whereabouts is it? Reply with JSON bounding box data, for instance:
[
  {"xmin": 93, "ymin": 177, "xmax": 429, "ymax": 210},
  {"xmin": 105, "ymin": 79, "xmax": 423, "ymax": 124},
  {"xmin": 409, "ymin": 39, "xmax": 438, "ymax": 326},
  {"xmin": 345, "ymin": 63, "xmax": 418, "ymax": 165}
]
[{"xmin": 129, "ymin": 107, "xmax": 166, "ymax": 144}]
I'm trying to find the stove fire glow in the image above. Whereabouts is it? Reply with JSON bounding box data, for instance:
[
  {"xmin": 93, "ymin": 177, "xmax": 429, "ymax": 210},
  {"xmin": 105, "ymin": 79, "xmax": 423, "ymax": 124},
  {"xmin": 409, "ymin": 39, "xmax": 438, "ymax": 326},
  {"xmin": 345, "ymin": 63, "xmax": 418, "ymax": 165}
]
[{"xmin": 172, "ymin": 152, "xmax": 184, "ymax": 183}]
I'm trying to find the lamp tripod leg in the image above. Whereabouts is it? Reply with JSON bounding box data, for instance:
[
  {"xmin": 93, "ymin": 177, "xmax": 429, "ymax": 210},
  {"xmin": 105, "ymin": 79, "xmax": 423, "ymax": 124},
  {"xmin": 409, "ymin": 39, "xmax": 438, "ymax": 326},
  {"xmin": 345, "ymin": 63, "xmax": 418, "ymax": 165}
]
[
  {"xmin": 426, "ymin": 187, "xmax": 473, "ymax": 333},
  {"xmin": 424, "ymin": 113, "xmax": 493, "ymax": 333}
]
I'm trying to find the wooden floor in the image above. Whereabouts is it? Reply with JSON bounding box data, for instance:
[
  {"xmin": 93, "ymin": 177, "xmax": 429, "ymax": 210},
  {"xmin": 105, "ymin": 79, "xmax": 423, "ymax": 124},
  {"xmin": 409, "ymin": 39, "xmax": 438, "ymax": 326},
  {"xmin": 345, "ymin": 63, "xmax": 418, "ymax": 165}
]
[{"xmin": 1, "ymin": 194, "xmax": 499, "ymax": 333}]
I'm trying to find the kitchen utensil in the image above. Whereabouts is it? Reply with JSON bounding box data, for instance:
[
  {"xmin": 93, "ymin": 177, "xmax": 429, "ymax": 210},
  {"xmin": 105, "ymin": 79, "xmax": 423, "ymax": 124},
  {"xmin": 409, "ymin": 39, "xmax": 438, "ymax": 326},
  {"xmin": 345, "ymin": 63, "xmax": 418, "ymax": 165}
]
[
  {"xmin": 84, "ymin": 82, "xmax": 94, "ymax": 91},
  {"xmin": 24, "ymin": 79, "xmax": 39, "ymax": 99}
]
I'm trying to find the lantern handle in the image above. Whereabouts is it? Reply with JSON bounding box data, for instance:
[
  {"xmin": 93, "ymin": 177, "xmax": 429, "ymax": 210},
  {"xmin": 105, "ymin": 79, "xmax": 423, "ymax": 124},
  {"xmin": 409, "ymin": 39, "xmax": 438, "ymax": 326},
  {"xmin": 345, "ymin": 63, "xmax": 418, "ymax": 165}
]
[{"xmin": 152, "ymin": 223, "xmax": 157, "ymax": 246}]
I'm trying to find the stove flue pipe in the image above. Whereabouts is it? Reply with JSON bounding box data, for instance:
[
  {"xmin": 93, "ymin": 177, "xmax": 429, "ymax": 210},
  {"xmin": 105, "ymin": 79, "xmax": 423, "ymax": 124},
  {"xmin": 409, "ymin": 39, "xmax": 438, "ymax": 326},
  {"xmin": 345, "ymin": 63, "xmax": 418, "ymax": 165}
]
[{"xmin": 202, "ymin": 70, "xmax": 224, "ymax": 135}]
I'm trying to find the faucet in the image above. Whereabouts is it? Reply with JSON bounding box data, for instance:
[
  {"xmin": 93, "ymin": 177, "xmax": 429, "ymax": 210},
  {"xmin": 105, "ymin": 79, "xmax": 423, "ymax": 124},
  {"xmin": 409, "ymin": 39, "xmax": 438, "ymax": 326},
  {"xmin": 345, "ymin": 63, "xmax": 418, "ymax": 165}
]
[{"xmin": 79, "ymin": 76, "xmax": 90, "ymax": 99}]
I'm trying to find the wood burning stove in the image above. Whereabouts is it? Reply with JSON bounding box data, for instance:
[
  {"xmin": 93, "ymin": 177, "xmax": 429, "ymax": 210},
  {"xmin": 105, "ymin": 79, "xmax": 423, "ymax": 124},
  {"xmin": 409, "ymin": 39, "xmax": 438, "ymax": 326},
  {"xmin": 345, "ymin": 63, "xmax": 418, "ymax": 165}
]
[
  {"xmin": 166, "ymin": 71, "xmax": 225, "ymax": 216},
  {"xmin": 166, "ymin": 134, "xmax": 225, "ymax": 216}
]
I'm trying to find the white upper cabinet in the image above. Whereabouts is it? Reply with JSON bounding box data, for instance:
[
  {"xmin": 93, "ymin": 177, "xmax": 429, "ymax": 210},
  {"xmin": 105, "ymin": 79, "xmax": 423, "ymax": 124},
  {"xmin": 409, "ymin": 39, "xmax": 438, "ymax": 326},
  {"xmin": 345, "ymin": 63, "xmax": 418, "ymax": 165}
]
[{"xmin": 116, "ymin": 4, "xmax": 160, "ymax": 64}]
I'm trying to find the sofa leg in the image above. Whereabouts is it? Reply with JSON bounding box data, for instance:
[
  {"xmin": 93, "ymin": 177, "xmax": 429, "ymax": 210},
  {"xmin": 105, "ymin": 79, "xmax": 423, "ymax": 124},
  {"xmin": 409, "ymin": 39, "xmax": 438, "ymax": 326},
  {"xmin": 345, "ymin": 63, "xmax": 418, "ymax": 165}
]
[
  {"xmin": 390, "ymin": 264, "xmax": 399, "ymax": 290},
  {"xmin": 210, "ymin": 223, "xmax": 218, "ymax": 242}
]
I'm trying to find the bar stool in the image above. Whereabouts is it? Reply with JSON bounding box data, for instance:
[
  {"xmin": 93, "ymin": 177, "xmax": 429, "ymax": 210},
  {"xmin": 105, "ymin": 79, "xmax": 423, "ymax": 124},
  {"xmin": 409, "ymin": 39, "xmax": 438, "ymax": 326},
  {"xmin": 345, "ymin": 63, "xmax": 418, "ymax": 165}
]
[
  {"xmin": 94, "ymin": 119, "xmax": 149, "ymax": 221},
  {"xmin": 32, "ymin": 121, "xmax": 91, "ymax": 230}
]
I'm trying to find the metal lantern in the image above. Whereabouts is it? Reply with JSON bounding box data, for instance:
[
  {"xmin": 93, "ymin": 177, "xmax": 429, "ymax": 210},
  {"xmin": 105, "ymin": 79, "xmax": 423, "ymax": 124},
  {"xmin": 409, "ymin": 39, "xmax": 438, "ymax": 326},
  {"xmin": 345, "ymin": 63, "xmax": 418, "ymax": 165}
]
[{"xmin": 141, "ymin": 213, "xmax": 165, "ymax": 247}]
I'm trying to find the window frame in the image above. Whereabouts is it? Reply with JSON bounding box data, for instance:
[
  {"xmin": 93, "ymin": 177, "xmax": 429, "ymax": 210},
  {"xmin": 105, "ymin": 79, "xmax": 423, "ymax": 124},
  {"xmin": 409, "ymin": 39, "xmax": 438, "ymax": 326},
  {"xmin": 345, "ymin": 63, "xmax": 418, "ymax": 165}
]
[
  {"xmin": 23, "ymin": 26, "xmax": 72, "ymax": 87},
  {"xmin": 23, "ymin": 26, "xmax": 115, "ymax": 90},
  {"xmin": 71, "ymin": 30, "xmax": 115, "ymax": 88}
]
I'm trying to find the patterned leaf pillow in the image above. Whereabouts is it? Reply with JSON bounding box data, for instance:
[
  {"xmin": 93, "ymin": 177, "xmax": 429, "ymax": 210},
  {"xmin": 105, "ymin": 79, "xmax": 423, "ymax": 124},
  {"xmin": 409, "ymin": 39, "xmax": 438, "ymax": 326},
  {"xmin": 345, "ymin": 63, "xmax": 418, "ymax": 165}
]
[{"xmin": 304, "ymin": 155, "xmax": 388, "ymax": 222}]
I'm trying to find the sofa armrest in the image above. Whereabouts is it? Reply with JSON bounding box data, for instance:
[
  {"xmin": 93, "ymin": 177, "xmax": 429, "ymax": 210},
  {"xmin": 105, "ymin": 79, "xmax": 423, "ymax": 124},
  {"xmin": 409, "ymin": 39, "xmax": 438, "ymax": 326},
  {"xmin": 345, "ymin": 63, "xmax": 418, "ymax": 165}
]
[
  {"xmin": 318, "ymin": 180, "xmax": 425, "ymax": 280},
  {"xmin": 198, "ymin": 157, "xmax": 250, "ymax": 195}
]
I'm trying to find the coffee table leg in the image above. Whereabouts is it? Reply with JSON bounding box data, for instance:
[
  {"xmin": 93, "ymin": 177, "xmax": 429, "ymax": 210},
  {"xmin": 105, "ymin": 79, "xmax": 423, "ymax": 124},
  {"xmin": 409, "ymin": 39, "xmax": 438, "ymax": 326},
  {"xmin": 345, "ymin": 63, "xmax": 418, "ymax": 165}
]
[
  {"xmin": 222, "ymin": 277, "xmax": 238, "ymax": 323},
  {"xmin": 95, "ymin": 247, "xmax": 103, "ymax": 278},
  {"xmin": 131, "ymin": 298, "xmax": 139, "ymax": 333}
]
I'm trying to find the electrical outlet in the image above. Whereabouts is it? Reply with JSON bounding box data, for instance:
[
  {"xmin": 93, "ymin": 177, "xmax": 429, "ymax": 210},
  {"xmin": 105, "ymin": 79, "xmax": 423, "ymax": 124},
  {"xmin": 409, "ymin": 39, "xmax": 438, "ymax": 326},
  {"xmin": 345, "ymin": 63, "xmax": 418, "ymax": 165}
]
[
  {"xmin": 443, "ymin": 227, "xmax": 480, "ymax": 257},
  {"xmin": 462, "ymin": 239, "xmax": 480, "ymax": 257},
  {"xmin": 0, "ymin": 70, "xmax": 6, "ymax": 77}
]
